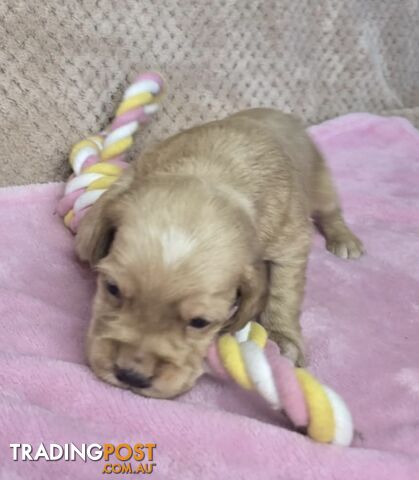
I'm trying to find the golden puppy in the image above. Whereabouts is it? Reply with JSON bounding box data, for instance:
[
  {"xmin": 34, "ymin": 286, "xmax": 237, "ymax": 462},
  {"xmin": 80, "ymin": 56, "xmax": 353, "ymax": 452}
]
[{"xmin": 76, "ymin": 109, "xmax": 363, "ymax": 399}]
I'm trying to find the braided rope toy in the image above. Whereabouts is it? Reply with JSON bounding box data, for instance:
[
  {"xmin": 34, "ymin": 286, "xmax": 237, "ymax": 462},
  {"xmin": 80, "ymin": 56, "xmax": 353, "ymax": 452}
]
[
  {"xmin": 57, "ymin": 72, "xmax": 164, "ymax": 233},
  {"xmin": 206, "ymin": 322, "xmax": 354, "ymax": 446},
  {"xmin": 58, "ymin": 75, "xmax": 353, "ymax": 446}
]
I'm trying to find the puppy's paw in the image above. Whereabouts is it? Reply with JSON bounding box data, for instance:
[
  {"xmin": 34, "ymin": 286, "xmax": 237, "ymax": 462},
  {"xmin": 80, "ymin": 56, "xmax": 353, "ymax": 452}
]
[
  {"xmin": 269, "ymin": 331, "xmax": 305, "ymax": 367},
  {"xmin": 326, "ymin": 232, "xmax": 364, "ymax": 260}
]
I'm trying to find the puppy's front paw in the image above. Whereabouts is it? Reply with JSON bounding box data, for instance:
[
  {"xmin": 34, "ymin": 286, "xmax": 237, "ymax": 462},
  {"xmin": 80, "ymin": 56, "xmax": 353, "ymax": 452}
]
[
  {"xmin": 269, "ymin": 331, "xmax": 305, "ymax": 367},
  {"xmin": 326, "ymin": 231, "xmax": 364, "ymax": 260}
]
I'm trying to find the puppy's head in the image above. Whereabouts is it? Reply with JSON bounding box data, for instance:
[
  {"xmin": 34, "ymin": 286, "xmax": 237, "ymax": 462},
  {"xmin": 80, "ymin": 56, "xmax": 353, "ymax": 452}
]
[{"xmin": 77, "ymin": 172, "xmax": 268, "ymax": 398}]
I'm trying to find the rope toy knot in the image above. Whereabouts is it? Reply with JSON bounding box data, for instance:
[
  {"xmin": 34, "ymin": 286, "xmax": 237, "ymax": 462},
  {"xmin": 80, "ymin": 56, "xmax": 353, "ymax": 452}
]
[
  {"xmin": 206, "ymin": 322, "xmax": 354, "ymax": 446},
  {"xmin": 57, "ymin": 72, "xmax": 164, "ymax": 233}
]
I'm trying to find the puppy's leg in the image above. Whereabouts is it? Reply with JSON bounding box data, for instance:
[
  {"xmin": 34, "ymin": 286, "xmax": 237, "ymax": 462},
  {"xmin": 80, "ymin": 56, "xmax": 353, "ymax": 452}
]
[
  {"xmin": 312, "ymin": 159, "xmax": 364, "ymax": 260},
  {"xmin": 262, "ymin": 238, "xmax": 311, "ymax": 366}
]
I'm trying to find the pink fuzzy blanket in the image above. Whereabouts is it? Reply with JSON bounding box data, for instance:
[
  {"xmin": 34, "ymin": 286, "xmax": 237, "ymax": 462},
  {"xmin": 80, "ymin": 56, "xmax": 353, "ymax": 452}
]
[{"xmin": 0, "ymin": 113, "xmax": 418, "ymax": 479}]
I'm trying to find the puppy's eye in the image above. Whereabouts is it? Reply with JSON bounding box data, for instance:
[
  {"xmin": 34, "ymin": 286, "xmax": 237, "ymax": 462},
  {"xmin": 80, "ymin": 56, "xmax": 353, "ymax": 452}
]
[
  {"xmin": 105, "ymin": 281, "xmax": 120, "ymax": 298},
  {"xmin": 189, "ymin": 317, "xmax": 210, "ymax": 329}
]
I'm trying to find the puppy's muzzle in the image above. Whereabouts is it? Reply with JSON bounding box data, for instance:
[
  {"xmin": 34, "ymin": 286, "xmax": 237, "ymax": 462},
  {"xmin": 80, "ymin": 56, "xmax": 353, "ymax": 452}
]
[{"xmin": 115, "ymin": 367, "xmax": 153, "ymax": 389}]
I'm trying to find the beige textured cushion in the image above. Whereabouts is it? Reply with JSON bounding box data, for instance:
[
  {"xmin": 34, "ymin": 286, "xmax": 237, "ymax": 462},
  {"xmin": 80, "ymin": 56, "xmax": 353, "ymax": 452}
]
[{"xmin": 1, "ymin": 0, "xmax": 418, "ymax": 186}]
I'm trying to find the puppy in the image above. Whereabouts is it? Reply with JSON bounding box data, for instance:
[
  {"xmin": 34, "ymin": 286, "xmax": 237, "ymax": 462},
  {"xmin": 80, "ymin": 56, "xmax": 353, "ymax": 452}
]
[{"xmin": 76, "ymin": 108, "xmax": 363, "ymax": 399}]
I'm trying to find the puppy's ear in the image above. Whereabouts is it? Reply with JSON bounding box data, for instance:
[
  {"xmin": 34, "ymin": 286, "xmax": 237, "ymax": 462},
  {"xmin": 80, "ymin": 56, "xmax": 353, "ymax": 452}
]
[
  {"xmin": 226, "ymin": 260, "xmax": 269, "ymax": 332},
  {"xmin": 75, "ymin": 170, "xmax": 132, "ymax": 266}
]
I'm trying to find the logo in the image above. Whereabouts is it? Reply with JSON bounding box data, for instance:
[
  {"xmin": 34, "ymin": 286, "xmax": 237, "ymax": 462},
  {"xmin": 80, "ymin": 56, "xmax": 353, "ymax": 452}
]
[{"xmin": 10, "ymin": 443, "xmax": 157, "ymax": 475}]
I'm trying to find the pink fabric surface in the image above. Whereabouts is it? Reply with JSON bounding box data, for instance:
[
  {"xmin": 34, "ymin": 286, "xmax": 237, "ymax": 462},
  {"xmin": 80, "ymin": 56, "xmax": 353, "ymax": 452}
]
[{"xmin": 0, "ymin": 113, "xmax": 418, "ymax": 479}]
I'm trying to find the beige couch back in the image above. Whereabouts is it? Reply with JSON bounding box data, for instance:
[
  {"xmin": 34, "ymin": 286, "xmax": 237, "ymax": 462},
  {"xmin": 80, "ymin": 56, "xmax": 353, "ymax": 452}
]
[{"xmin": 1, "ymin": 0, "xmax": 418, "ymax": 186}]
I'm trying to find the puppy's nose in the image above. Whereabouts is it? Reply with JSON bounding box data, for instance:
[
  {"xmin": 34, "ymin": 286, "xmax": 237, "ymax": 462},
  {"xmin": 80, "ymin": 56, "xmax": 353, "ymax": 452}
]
[{"xmin": 115, "ymin": 367, "xmax": 153, "ymax": 389}]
